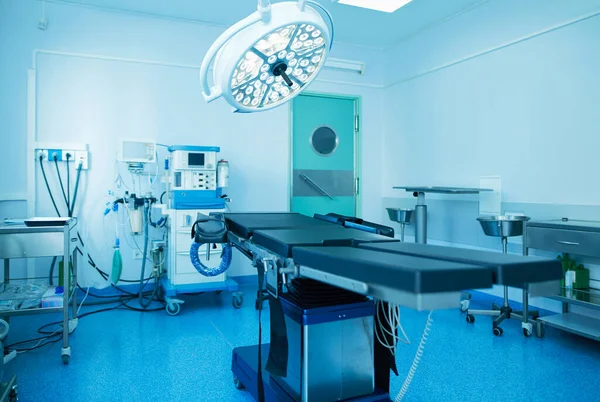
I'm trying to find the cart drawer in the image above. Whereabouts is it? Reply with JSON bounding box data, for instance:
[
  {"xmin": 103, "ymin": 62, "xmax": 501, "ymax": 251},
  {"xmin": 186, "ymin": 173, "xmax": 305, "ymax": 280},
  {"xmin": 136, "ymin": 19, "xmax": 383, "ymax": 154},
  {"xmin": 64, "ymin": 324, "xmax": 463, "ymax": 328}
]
[
  {"xmin": 0, "ymin": 232, "xmax": 65, "ymax": 259},
  {"xmin": 526, "ymin": 227, "xmax": 600, "ymax": 257},
  {"xmin": 173, "ymin": 254, "xmax": 226, "ymax": 284}
]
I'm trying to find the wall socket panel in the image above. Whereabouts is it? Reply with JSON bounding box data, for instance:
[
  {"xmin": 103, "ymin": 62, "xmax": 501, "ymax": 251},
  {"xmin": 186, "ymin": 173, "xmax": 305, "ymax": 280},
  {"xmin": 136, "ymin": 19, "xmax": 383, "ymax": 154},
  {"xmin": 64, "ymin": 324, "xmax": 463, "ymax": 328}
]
[
  {"xmin": 133, "ymin": 250, "xmax": 144, "ymax": 260},
  {"xmin": 35, "ymin": 147, "xmax": 89, "ymax": 170}
]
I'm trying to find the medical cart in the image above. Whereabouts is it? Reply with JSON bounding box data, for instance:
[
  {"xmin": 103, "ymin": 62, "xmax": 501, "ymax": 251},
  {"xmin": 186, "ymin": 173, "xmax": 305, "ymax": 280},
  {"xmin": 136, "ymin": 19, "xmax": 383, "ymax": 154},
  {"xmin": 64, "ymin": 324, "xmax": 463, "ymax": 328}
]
[
  {"xmin": 161, "ymin": 146, "xmax": 240, "ymax": 315},
  {"xmin": 0, "ymin": 218, "xmax": 78, "ymax": 364}
]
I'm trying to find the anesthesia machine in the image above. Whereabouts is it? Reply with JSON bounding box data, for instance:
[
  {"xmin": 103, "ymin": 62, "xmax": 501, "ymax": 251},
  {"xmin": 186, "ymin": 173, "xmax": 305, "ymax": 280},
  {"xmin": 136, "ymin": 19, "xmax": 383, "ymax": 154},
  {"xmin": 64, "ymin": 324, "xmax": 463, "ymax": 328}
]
[
  {"xmin": 161, "ymin": 146, "xmax": 241, "ymax": 316},
  {"xmin": 110, "ymin": 141, "xmax": 240, "ymax": 316}
]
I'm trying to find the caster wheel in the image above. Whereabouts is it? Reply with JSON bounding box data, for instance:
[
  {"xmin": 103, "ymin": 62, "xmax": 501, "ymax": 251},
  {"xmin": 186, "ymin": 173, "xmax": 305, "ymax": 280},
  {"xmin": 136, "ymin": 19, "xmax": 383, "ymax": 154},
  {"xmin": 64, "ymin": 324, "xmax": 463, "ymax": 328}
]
[
  {"xmin": 62, "ymin": 355, "xmax": 70, "ymax": 365},
  {"xmin": 8, "ymin": 386, "xmax": 17, "ymax": 402},
  {"xmin": 493, "ymin": 327, "xmax": 503, "ymax": 337},
  {"xmin": 255, "ymin": 299, "xmax": 264, "ymax": 311},
  {"xmin": 233, "ymin": 376, "xmax": 245, "ymax": 390},
  {"xmin": 166, "ymin": 303, "xmax": 181, "ymax": 316},
  {"xmin": 232, "ymin": 294, "xmax": 244, "ymax": 309},
  {"xmin": 460, "ymin": 300, "xmax": 470, "ymax": 312},
  {"xmin": 522, "ymin": 322, "xmax": 533, "ymax": 338},
  {"xmin": 466, "ymin": 314, "xmax": 475, "ymax": 324}
]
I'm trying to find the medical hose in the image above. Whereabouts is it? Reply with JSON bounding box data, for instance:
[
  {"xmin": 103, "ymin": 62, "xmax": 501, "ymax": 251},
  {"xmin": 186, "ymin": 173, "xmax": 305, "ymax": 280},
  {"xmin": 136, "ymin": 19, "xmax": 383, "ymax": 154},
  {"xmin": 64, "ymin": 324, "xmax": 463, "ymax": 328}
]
[
  {"xmin": 69, "ymin": 163, "xmax": 83, "ymax": 216},
  {"xmin": 49, "ymin": 257, "xmax": 57, "ymax": 286},
  {"xmin": 395, "ymin": 311, "xmax": 434, "ymax": 402},
  {"xmin": 39, "ymin": 157, "xmax": 61, "ymax": 217},
  {"xmin": 54, "ymin": 157, "xmax": 69, "ymax": 212},
  {"xmin": 138, "ymin": 206, "xmax": 159, "ymax": 308},
  {"xmin": 66, "ymin": 156, "xmax": 70, "ymax": 212},
  {"xmin": 189, "ymin": 242, "xmax": 232, "ymax": 277}
]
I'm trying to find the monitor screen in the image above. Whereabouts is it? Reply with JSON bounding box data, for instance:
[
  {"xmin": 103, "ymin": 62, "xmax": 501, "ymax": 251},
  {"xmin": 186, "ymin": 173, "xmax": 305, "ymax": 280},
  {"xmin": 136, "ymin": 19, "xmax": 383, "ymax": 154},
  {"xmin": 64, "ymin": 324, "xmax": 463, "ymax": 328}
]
[{"xmin": 188, "ymin": 153, "xmax": 205, "ymax": 167}]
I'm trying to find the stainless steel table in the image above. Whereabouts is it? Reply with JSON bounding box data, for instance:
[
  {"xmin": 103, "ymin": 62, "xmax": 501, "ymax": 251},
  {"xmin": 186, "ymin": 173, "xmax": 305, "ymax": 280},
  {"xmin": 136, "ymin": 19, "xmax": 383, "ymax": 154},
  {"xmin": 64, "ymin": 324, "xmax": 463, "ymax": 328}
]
[
  {"xmin": 0, "ymin": 219, "xmax": 78, "ymax": 363},
  {"xmin": 524, "ymin": 219, "xmax": 600, "ymax": 341},
  {"xmin": 392, "ymin": 186, "xmax": 492, "ymax": 244}
]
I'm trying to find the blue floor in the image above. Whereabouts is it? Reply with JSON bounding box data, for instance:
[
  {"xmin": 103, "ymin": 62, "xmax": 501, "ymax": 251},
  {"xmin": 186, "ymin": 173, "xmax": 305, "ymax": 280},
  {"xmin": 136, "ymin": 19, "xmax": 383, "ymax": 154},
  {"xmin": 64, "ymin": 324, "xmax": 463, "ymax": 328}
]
[{"xmin": 4, "ymin": 286, "xmax": 600, "ymax": 401}]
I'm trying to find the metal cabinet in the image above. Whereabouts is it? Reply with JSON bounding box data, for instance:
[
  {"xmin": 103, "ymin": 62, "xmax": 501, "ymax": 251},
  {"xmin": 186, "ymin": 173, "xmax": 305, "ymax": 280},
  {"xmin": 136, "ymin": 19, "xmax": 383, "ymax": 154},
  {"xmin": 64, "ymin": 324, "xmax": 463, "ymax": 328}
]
[{"xmin": 524, "ymin": 219, "xmax": 600, "ymax": 341}]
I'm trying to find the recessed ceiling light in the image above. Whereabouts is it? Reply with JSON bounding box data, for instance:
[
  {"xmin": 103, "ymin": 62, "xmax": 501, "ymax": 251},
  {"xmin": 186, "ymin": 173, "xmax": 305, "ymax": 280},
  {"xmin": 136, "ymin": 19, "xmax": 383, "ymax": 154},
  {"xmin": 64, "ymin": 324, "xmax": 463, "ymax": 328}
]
[{"xmin": 336, "ymin": 0, "xmax": 413, "ymax": 13}]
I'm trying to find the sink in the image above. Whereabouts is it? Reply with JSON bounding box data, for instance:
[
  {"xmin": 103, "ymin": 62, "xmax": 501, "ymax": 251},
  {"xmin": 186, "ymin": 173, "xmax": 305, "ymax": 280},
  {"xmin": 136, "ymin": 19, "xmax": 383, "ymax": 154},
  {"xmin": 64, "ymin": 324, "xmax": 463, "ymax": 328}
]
[
  {"xmin": 477, "ymin": 215, "xmax": 530, "ymax": 238},
  {"xmin": 387, "ymin": 208, "xmax": 414, "ymax": 225}
]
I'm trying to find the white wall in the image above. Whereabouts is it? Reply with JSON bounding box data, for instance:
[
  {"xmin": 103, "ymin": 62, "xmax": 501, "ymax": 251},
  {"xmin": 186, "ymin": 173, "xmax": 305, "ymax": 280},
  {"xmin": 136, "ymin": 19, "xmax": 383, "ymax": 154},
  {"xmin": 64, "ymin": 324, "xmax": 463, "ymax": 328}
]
[
  {"xmin": 381, "ymin": 0, "xmax": 600, "ymax": 311},
  {"xmin": 0, "ymin": 0, "xmax": 386, "ymax": 282},
  {"xmin": 383, "ymin": 0, "xmax": 600, "ymax": 202}
]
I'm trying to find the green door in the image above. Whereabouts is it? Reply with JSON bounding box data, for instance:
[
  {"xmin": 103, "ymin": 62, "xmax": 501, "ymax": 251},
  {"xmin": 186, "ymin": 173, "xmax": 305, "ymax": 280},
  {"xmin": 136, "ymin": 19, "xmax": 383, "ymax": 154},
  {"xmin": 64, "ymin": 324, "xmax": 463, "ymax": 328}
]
[{"xmin": 291, "ymin": 94, "xmax": 358, "ymax": 218}]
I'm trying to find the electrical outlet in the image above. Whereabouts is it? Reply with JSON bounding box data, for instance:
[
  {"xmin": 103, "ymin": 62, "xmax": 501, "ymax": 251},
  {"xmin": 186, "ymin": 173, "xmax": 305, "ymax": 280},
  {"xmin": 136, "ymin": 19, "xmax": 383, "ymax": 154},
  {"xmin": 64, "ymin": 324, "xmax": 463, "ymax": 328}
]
[
  {"xmin": 74, "ymin": 150, "xmax": 89, "ymax": 170},
  {"xmin": 36, "ymin": 149, "xmax": 48, "ymax": 161},
  {"xmin": 133, "ymin": 250, "xmax": 144, "ymax": 260},
  {"xmin": 48, "ymin": 149, "xmax": 63, "ymax": 161}
]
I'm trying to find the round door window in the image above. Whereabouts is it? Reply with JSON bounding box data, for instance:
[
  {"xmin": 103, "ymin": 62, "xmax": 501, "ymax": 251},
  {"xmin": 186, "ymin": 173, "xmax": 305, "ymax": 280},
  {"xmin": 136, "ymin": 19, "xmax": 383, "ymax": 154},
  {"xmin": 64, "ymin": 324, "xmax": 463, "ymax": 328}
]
[{"xmin": 310, "ymin": 126, "xmax": 338, "ymax": 156}]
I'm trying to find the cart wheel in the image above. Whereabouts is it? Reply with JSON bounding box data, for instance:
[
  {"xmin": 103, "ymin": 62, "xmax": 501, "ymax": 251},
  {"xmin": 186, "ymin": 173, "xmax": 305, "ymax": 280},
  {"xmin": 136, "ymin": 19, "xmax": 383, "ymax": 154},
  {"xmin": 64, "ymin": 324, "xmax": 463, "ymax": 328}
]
[
  {"xmin": 232, "ymin": 293, "xmax": 244, "ymax": 309},
  {"xmin": 255, "ymin": 298, "xmax": 264, "ymax": 311},
  {"xmin": 233, "ymin": 376, "xmax": 245, "ymax": 390},
  {"xmin": 466, "ymin": 314, "xmax": 475, "ymax": 324},
  {"xmin": 460, "ymin": 300, "xmax": 470, "ymax": 312},
  {"xmin": 8, "ymin": 385, "xmax": 17, "ymax": 402},
  {"xmin": 522, "ymin": 322, "xmax": 533, "ymax": 338},
  {"xmin": 62, "ymin": 354, "xmax": 70, "ymax": 365},
  {"xmin": 166, "ymin": 303, "xmax": 181, "ymax": 316},
  {"xmin": 493, "ymin": 327, "xmax": 503, "ymax": 337}
]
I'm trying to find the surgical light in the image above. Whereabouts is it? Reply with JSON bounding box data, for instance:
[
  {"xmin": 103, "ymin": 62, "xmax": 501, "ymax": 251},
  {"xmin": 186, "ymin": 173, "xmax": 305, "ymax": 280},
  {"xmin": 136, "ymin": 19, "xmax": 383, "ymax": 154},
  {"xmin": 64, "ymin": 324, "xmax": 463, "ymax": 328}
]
[{"xmin": 200, "ymin": 0, "xmax": 334, "ymax": 113}]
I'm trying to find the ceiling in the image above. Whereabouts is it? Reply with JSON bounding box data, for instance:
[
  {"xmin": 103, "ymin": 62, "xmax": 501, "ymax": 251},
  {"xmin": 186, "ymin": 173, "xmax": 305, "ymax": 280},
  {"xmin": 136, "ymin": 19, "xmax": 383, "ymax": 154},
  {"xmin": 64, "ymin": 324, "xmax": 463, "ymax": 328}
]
[{"xmin": 53, "ymin": 0, "xmax": 487, "ymax": 49}]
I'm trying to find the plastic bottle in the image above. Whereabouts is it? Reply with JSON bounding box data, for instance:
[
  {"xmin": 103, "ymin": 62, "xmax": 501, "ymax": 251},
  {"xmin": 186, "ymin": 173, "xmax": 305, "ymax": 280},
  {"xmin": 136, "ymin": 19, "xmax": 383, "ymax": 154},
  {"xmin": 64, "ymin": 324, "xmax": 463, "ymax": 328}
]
[
  {"xmin": 111, "ymin": 238, "xmax": 123, "ymax": 284},
  {"xmin": 58, "ymin": 259, "xmax": 71, "ymax": 288}
]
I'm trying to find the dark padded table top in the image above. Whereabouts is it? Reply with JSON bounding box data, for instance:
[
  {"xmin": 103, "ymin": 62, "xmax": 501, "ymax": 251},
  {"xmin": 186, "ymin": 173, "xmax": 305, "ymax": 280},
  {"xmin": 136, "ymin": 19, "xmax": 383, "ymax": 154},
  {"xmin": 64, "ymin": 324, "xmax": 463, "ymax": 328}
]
[
  {"xmin": 224, "ymin": 213, "xmax": 333, "ymax": 239},
  {"xmin": 292, "ymin": 246, "xmax": 494, "ymax": 294},
  {"xmin": 358, "ymin": 242, "xmax": 562, "ymax": 285},
  {"xmin": 252, "ymin": 227, "xmax": 399, "ymax": 258}
]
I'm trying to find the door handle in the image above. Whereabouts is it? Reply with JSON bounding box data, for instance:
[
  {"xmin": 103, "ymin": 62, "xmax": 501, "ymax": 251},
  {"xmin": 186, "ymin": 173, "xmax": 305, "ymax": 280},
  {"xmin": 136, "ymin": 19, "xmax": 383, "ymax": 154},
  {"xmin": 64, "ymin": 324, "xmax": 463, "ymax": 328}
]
[
  {"xmin": 300, "ymin": 174, "xmax": 334, "ymax": 200},
  {"xmin": 556, "ymin": 240, "xmax": 580, "ymax": 246}
]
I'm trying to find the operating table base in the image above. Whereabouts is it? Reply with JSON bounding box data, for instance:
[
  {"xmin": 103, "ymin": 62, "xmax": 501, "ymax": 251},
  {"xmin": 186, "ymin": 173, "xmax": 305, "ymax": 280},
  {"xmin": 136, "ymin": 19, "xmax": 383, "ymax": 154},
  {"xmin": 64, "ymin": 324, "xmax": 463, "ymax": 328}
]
[{"xmin": 232, "ymin": 344, "xmax": 391, "ymax": 402}]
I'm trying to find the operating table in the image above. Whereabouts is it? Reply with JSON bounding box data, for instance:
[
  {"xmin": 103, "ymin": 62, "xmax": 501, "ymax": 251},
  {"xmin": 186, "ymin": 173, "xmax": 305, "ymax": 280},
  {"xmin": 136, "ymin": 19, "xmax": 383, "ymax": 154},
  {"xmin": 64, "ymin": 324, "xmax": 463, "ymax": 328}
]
[{"xmin": 209, "ymin": 213, "xmax": 561, "ymax": 402}]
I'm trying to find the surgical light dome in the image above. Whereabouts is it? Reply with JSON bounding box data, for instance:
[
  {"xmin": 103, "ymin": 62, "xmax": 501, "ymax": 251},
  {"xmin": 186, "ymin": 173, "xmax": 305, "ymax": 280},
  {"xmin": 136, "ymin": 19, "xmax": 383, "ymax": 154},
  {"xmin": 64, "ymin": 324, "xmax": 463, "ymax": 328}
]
[{"xmin": 200, "ymin": 0, "xmax": 334, "ymax": 113}]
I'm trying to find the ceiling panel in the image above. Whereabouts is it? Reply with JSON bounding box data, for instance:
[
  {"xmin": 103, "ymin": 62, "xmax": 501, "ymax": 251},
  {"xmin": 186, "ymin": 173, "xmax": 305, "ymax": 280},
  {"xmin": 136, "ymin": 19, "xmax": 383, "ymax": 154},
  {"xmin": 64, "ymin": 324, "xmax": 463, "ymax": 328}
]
[{"xmin": 56, "ymin": 0, "xmax": 488, "ymax": 48}]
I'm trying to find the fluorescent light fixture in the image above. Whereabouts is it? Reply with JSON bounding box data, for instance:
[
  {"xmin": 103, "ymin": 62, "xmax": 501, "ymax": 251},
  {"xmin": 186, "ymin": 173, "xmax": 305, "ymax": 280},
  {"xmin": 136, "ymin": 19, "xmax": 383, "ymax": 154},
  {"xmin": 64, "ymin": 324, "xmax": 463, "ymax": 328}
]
[
  {"xmin": 335, "ymin": 0, "xmax": 413, "ymax": 13},
  {"xmin": 325, "ymin": 58, "xmax": 365, "ymax": 74},
  {"xmin": 200, "ymin": 0, "xmax": 334, "ymax": 113}
]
